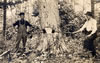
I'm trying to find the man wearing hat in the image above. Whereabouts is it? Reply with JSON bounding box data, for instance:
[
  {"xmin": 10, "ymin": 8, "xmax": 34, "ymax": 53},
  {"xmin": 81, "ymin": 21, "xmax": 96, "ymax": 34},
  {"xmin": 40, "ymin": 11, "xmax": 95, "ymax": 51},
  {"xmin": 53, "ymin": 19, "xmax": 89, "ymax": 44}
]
[
  {"xmin": 13, "ymin": 12, "xmax": 33, "ymax": 52},
  {"xmin": 73, "ymin": 12, "xmax": 97, "ymax": 57}
]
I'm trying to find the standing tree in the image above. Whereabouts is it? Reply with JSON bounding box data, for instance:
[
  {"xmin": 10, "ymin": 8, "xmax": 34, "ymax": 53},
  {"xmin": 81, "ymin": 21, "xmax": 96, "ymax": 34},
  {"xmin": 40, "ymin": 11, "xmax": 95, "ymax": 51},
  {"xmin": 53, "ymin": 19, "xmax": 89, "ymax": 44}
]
[
  {"xmin": 38, "ymin": 0, "xmax": 60, "ymax": 30},
  {"xmin": 91, "ymin": 0, "xmax": 94, "ymax": 17},
  {"xmin": 37, "ymin": 0, "xmax": 67, "ymax": 54}
]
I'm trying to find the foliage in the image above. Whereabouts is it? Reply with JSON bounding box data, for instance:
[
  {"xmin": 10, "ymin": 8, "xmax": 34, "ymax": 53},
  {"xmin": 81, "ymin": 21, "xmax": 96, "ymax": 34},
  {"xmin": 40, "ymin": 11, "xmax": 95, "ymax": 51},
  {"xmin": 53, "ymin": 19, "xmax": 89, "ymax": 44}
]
[{"xmin": 59, "ymin": 1, "xmax": 86, "ymax": 37}]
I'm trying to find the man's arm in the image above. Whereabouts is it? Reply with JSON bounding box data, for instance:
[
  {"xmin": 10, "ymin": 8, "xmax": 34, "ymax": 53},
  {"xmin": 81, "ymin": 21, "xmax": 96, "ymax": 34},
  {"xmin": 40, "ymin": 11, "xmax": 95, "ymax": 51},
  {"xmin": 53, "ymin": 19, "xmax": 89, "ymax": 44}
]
[
  {"xmin": 13, "ymin": 20, "xmax": 19, "ymax": 27},
  {"xmin": 73, "ymin": 21, "xmax": 87, "ymax": 33},
  {"xmin": 25, "ymin": 21, "xmax": 32, "ymax": 27},
  {"xmin": 13, "ymin": 21, "xmax": 19, "ymax": 32}
]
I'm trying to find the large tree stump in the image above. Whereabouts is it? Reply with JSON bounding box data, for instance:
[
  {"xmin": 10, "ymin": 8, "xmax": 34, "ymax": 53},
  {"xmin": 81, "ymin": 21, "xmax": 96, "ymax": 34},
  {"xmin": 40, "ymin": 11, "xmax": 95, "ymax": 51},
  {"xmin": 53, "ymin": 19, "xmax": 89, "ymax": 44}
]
[{"xmin": 36, "ymin": 0, "xmax": 67, "ymax": 54}]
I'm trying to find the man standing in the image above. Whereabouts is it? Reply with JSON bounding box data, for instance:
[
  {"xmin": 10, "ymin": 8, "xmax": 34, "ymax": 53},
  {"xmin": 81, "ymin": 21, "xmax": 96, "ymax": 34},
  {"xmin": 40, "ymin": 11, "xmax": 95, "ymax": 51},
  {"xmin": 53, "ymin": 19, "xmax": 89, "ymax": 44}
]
[
  {"xmin": 13, "ymin": 12, "xmax": 32, "ymax": 52},
  {"xmin": 73, "ymin": 12, "xmax": 97, "ymax": 57}
]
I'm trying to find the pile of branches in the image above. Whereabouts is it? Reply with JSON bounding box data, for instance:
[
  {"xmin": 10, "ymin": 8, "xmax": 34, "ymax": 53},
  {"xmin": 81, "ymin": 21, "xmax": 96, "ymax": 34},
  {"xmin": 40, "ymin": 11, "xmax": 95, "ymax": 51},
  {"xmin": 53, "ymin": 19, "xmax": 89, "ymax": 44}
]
[{"xmin": 59, "ymin": 1, "xmax": 86, "ymax": 37}]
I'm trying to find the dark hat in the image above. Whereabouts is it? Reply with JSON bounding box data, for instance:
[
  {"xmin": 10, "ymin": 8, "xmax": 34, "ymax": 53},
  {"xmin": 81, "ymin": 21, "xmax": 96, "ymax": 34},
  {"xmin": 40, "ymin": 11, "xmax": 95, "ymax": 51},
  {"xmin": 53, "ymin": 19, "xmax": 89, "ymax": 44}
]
[
  {"xmin": 19, "ymin": 12, "xmax": 25, "ymax": 16},
  {"xmin": 85, "ymin": 12, "xmax": 93, "ymax": 17}
]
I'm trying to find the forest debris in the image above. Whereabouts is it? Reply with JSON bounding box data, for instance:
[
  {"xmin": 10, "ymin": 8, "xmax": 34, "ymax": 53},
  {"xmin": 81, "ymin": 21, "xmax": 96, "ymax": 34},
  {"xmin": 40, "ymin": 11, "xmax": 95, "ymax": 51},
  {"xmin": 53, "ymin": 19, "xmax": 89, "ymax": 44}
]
[
  {"xmin": 0, "ymin": 56, "xmax": 3, "ymax": 60},
  {"xmin": 0, "ymin": 50, "xmax": 10, "ymax": 57}
]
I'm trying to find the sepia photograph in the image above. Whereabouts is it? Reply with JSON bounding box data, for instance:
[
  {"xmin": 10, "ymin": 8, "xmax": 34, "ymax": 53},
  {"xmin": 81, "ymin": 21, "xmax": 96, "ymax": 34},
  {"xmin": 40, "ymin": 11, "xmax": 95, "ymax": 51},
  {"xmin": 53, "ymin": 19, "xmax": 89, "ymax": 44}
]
[{"xmin": 0, "ymin": 0, "xmax": 100, "ymax": 63}]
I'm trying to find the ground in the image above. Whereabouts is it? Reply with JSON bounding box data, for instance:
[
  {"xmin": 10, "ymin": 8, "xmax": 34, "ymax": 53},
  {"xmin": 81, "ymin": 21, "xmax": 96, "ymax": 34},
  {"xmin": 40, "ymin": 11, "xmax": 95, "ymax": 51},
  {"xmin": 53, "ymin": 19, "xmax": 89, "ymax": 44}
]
[{"xmin": 0, "ymin": 32, "xmax": 100, "ymax": 63}]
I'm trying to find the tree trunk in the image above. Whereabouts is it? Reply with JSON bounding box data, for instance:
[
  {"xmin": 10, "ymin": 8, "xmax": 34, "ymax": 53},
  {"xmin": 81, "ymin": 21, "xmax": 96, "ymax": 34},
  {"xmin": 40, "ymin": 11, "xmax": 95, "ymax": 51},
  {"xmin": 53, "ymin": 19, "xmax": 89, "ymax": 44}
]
[
  {"xmin": 91, "ymin": 0, "xmax": 94, "ymax": 17},
  {"xmin": 39, "ymin": 0, "xmax": 60, "ymax": 30},
  {"xmin": 3, "ymin": 0, "xmax": 7, "ymax": 37},
  {"xmin": 37, "ymin": 0, "xmax": 67, "ymax": 54}
]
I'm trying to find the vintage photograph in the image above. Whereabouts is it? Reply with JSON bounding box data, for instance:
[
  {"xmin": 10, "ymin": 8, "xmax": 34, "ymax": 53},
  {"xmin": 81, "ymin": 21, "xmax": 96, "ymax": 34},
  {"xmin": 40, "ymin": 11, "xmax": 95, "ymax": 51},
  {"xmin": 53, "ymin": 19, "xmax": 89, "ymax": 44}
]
[{"xmin": 0, "ymin": 0, "xmax": 100, "ymax": 63}]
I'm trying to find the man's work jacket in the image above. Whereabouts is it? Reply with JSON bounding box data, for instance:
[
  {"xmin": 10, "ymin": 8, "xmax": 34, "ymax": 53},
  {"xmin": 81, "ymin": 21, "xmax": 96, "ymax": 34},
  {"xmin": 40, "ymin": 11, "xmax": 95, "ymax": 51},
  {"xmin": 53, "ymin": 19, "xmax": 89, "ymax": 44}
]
[{"xmin": 13, "ymin": 19, "xmax": 32, "ymax": 37}]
